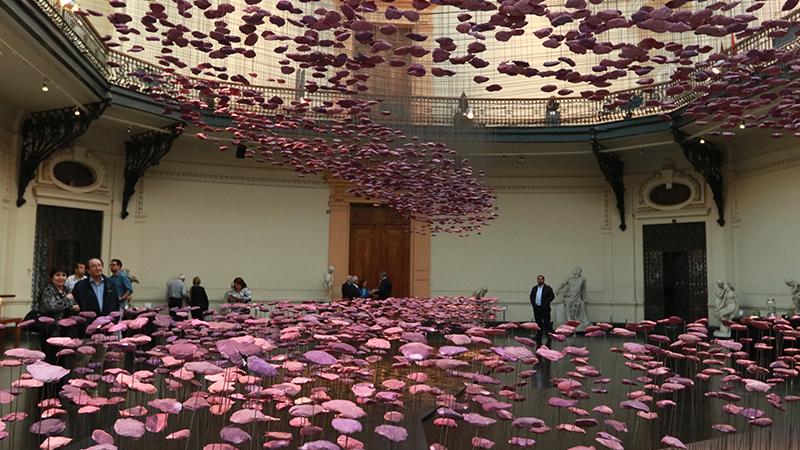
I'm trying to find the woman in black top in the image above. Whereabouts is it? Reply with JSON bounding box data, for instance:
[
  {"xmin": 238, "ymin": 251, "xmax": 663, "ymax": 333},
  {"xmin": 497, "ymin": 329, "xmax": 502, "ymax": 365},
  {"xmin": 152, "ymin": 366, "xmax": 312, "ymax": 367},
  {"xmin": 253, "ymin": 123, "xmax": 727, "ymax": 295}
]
[
  {"xmin": 32, "ymin": 266, "xmax": 78, "ymax": 320},
  {"xmin": 28, "ymin": 266, "xmax": 78, "ymax": 362},
  {"xmin": 190, "ymin": 276, "xmax": 209, "ymax": 319}
]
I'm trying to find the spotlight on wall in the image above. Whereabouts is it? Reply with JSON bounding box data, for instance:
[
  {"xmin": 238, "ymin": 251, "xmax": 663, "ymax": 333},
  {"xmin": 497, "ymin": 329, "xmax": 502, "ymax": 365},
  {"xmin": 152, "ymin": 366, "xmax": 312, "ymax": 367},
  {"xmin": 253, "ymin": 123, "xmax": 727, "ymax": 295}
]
[
  {"xmin": 739, "ymin": 123, "xmax": 746, "ymax": 129},
  {"xmin": 235, "ymin": 144, "xmax": 247, "ymax": 159},
  {"xmin": 41, "ymin": 79, "xmax": 49, "ymax": 92},
  {"xmin": 73, "ymin": 107, "xmax": 81, "ymax": 116},
  {"xmin": 699, "ymin": 138, "xmax": 706, "ymax": 144}
]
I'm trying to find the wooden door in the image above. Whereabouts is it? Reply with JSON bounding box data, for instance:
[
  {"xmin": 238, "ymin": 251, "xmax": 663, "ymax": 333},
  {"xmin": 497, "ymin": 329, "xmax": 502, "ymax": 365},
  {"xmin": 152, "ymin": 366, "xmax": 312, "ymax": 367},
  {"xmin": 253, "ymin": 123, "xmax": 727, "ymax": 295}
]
[{"xmin": 349, "ymin": 204, "xmax": 410, "ymax": 298}]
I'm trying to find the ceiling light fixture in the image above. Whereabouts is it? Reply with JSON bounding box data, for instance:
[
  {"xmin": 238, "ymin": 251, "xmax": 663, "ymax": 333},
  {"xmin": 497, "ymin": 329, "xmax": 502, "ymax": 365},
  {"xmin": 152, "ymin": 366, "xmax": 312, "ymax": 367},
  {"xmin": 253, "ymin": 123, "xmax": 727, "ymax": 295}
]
[
  {"xmin": 699, "ymin": 138, "xmax": 706, "ymax": 144},
  {"xmin": 73, "ymin": 107, "xmax": 81, "ymax": 116},
  {"xmin": 739, "ymin": 123, "xmax": 746, "ymax": 129},
  {"xmin": 41, "ymin": 79, "xmax": 49, "ymax": 92}
]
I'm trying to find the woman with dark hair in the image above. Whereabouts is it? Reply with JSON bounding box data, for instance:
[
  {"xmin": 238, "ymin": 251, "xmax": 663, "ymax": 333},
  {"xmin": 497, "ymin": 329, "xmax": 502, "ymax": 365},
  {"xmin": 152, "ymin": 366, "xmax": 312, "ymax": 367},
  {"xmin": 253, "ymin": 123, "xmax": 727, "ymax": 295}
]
[
  {"xmin": 27, "ymin": 266, "xmax": 79, "ymax": 361},
  {"xmin": 31, "ymin": 266, "xmax": 79, "ymax": 320},
  {"xmin": 190, "ymin": 276, "xmax": 209, "ymax": 319},
  {"xmin": 225, "ymin": 277, "xmax": 252, "ymax": 303}
]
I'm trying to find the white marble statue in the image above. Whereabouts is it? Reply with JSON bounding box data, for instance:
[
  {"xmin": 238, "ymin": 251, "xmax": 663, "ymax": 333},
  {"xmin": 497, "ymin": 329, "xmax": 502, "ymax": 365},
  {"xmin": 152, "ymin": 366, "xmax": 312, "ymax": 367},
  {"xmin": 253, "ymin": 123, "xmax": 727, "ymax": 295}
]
[
  {"xmin": 785, "ymin": 278, "xmax": 800, "ymax": 315},
  {"xmin": 323, "ymin": 266, "xmax": 335, "ymax": 300},
  {"xmin": 713, "ymin": 280, "xmax": 739, "ymax": 337},
  {"xmin": 556, "ymin": 267, "xmax": 589, "ymax": 331}
]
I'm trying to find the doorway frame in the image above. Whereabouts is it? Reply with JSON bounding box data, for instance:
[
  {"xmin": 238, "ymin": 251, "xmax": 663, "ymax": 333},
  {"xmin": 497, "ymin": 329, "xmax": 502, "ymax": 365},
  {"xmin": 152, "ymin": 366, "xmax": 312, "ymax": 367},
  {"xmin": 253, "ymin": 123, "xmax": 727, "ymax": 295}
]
[
  {"xmin": 327, "ymin": 178, "xmax": 430, "ymax": 298},
  {"xmin": 633, "ymin": 212, "xmax": 720, "ymax": 323}
]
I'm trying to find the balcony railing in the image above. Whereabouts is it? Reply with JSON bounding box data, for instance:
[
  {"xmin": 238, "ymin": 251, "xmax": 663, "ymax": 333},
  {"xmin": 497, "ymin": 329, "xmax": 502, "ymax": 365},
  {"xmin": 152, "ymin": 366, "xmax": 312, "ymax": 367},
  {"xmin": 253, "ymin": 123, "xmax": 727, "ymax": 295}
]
[
  {"xmin": 34, "ymin": 0, "xmax": 109, "ymax": 77},
  {"xmin": 29, "ymin": 0, "xmax": 800, "ymax": 128}
]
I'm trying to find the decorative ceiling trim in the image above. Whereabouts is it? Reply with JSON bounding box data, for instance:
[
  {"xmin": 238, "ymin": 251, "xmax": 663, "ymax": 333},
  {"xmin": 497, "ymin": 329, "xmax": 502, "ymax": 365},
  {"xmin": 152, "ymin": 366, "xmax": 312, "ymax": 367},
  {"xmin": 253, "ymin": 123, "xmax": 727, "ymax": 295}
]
[
  {"xmin": 733, "ymin": 154, "xmax": 800, "ymax": 179},
  {"xmin": 491, "ymin": 184, "xmax": 606, "ymax": 193}
]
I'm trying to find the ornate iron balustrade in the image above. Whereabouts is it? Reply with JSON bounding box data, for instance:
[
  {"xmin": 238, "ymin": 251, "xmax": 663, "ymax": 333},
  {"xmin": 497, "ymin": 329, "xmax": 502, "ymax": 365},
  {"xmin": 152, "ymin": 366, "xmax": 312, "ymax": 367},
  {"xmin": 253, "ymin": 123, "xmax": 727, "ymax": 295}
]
[
  {"xmin": 28, "ymin": 0, "xmax": 800, "ymax": 128},
  {"xmin": 108, "ymin": 50, "xmax": 700, "ymax": 128},
  {"xmin": 33, "ymin": 0, "xmax": 109, "ymax": 77}
]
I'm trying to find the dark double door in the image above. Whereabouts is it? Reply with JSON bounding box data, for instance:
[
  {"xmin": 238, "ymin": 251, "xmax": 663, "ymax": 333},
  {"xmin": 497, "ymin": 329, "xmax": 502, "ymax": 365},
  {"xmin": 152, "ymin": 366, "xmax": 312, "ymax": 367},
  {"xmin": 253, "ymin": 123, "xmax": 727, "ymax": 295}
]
[
  {"xmin": 32, "ymin": 205, "xmax": 103, "ymax": 302},
  {"xmin": 643, "ymin": 222, "xmax": 708, "ymax": 322},
  {"xmin": 349, "ymin": 204, "xmax": 410, "ymax": 298}
]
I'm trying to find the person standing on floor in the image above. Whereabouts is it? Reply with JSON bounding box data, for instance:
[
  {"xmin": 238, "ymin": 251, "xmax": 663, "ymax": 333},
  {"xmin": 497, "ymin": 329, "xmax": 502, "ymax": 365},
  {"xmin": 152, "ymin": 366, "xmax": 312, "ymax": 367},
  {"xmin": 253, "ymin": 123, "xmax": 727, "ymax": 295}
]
[
  {"xmin": 73, "ymin": 258, "xmax": 119, "ymax": 317},
  {"xmin": 28, "ymin": 266, "xmax": 79, "ymax": 362},
  {"xmin": 65, "ymin": 262, "xmax": 86, "ymax": 291},
  {"xmin": 375, "ymin": 272, "xmax": 392, "ymax": 300},
  {"xmin": 165, "ymin": 274, "xmax": 189, "ymax": 319},
  {"xmin": 108, "ymin": 259, "xmax": 133, "ymax": 309},
  {"xmin": 341, "ymin": 275, "xmax": 358, "ymax": 300},
  {"xmin": 189, "ymin": 276, "xmax": 209, "ymax": 319},
  {"xmin": 530, "ymin": 274, "xmax": 555, "ymax": 347}
]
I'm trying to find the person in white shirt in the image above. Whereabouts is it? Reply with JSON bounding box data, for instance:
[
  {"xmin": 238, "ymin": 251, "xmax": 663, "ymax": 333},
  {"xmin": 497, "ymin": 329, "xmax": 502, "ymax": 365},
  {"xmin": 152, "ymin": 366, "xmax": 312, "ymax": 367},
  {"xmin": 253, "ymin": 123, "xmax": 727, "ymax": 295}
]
[
  {"xmin": 165, "ymin": 274, "xmax": 189, "ymax": 319},
  {"xmin": 65, "ymin": 262, "xmax": 87, "ymax": 291}
]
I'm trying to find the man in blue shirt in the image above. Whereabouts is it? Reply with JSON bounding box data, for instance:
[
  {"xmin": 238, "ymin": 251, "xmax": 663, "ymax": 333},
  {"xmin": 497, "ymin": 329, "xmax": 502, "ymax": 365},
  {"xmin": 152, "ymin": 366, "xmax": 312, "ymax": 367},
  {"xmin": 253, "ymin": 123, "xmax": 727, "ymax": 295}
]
[{"xmin": 109, "ymin": 258, "xmax": 133, "ymax": 309}]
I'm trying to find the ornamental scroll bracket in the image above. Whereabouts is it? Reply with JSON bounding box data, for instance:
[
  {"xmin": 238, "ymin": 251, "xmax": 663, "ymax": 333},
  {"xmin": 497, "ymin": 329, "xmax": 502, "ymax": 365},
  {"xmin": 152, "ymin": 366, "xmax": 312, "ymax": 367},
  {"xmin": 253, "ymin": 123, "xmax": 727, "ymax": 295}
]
[
  {"xmin": 16, "ymin": 101, "xmax": 109, "ymax": 206},
  {"xmin": 121, "ymin": 124, "xmax": 183, "ymax": 219},
  {"xmin": 592, "ymin": 137, "xmax": 627, "ymax": 231},
  {"xmin": 672, "ymin": 128, "xmax": 725, "ymax": 226}
]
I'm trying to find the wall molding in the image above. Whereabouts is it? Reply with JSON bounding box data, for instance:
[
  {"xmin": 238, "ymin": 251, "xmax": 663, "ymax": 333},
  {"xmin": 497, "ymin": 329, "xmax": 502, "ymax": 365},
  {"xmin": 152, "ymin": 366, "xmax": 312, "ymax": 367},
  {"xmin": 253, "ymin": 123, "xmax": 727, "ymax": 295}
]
[
  {"xmin": 734, "ymin": 153, "xmax": 800, "ymax": 180},
  {"xmin": 491, "ymin": 183, "xmax": 606, "ymax": 194},
  {"xmin": 147, "ymin": 169, "xmax": 328, "ymax": 189}
]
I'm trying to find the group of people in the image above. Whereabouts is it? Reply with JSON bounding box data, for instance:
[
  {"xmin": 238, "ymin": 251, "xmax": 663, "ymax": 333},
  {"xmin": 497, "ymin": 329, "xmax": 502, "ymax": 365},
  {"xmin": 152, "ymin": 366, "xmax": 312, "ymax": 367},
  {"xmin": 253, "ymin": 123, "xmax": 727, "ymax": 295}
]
[
  {"xmin": 341, "ymin": 272, "xmax": 392, "ymax": 300},
  {"xmin": 163, "ymin": 275, "xmax": 251, "ymax": 319},
  {"xmin": 28, "ymin": 256, "xmax": 258, "ymax": 326},
  {"xmin": 29, "ymin": 258, "xmax": 134, "ymax": 324}
]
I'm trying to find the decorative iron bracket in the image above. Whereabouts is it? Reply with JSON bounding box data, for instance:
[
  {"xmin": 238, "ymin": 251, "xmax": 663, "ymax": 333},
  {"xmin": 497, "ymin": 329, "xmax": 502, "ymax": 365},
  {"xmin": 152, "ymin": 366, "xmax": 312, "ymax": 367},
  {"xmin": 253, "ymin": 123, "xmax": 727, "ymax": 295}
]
[
  {"xmin": 592, "ymin": 137, "xmax": 627, "ymax": 231},
  {"xmin": 672, "ymin": 128, "xmax": 725, "ymax": 226},
  {"xmin": 121, "ymin": 124, "xmax": 183, "ymax": 219},
  {"xmin": 16, "ymin": 101, "xmax": 108, "ymax": 206}
]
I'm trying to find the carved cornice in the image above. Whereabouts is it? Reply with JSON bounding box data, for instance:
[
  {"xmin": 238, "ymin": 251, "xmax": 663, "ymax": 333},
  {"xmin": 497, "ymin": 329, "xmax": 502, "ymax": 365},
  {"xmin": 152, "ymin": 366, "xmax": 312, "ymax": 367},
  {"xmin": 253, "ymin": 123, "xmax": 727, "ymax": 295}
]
[
  {"xmin": 491, "ymin": 184, "xmax": 606, "ymax": 193},
  {"xmin": 146, "ymin": 169, "xmax": 327, "ymax": 188},
  {"xmin": 734, "ymin": 154, "xmax": 800, "ymax": 179}
]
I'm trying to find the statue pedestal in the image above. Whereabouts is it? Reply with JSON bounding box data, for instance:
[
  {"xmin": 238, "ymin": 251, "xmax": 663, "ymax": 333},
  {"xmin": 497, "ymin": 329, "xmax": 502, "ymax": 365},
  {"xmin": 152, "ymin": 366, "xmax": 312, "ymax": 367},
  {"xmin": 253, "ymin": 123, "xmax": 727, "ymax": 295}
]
[{"xmin": 713, "ymin": 326, "xmax": 731, "ymax": 338}]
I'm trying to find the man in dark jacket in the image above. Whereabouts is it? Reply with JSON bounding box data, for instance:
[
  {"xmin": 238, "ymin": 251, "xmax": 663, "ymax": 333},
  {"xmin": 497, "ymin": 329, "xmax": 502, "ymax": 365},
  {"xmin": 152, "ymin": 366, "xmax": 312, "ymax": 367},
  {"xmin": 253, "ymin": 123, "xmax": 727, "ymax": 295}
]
[
  {"xmin": 341, "ymin": 275, "xmax": 358, "ymax": 300},
  {"xmin": 73, "ymin": 258, "xmax": 120, "ymax": 317},
  {"xmin": 529, "ymin": 274, "xmax": 555, "ymax": 346},
  {"xmin": 376, "ymin": 272, "xmax": 392, "ymax": 300}
]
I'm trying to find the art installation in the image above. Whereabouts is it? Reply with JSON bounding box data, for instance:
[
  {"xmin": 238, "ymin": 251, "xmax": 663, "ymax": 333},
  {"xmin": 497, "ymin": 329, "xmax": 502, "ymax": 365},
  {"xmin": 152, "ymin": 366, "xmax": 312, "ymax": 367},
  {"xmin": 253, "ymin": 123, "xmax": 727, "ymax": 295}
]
[
  {"xmin": 785, "ymin": 278, "xmax": 800, "ymax": 315},
  {"xmin": 42, "ymin": 0, "xmax": 797, "ymax": 234},
  {"xmin": 556, "ymin": 267, "xmax": 589, "ymax": 331},
  {"xmin": 713, "ymin": 280, "xmax": 739, "ymax": 337},
  {"xmin": 4, "ymin": 1, "xmax": 800, "ymax": 448},
  {"xmin": 0, "ymin": 295, "xmax": 796, "ymax": 449}
]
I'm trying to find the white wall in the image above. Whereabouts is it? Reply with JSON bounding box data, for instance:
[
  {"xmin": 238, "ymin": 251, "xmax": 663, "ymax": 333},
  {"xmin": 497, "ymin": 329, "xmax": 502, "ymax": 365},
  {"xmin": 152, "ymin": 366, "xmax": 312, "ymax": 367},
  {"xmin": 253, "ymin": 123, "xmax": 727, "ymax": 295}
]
[
  {"xmin": 731, "ymin": 142, "xmax": 800, "ymax": 314},
  {"xmin": 129, "ymin": 168, "xmax": 329, "ymax": 303},
  {"xmin": 431, "ymin": 177, "xmax": 628, "ymax": 323}
]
